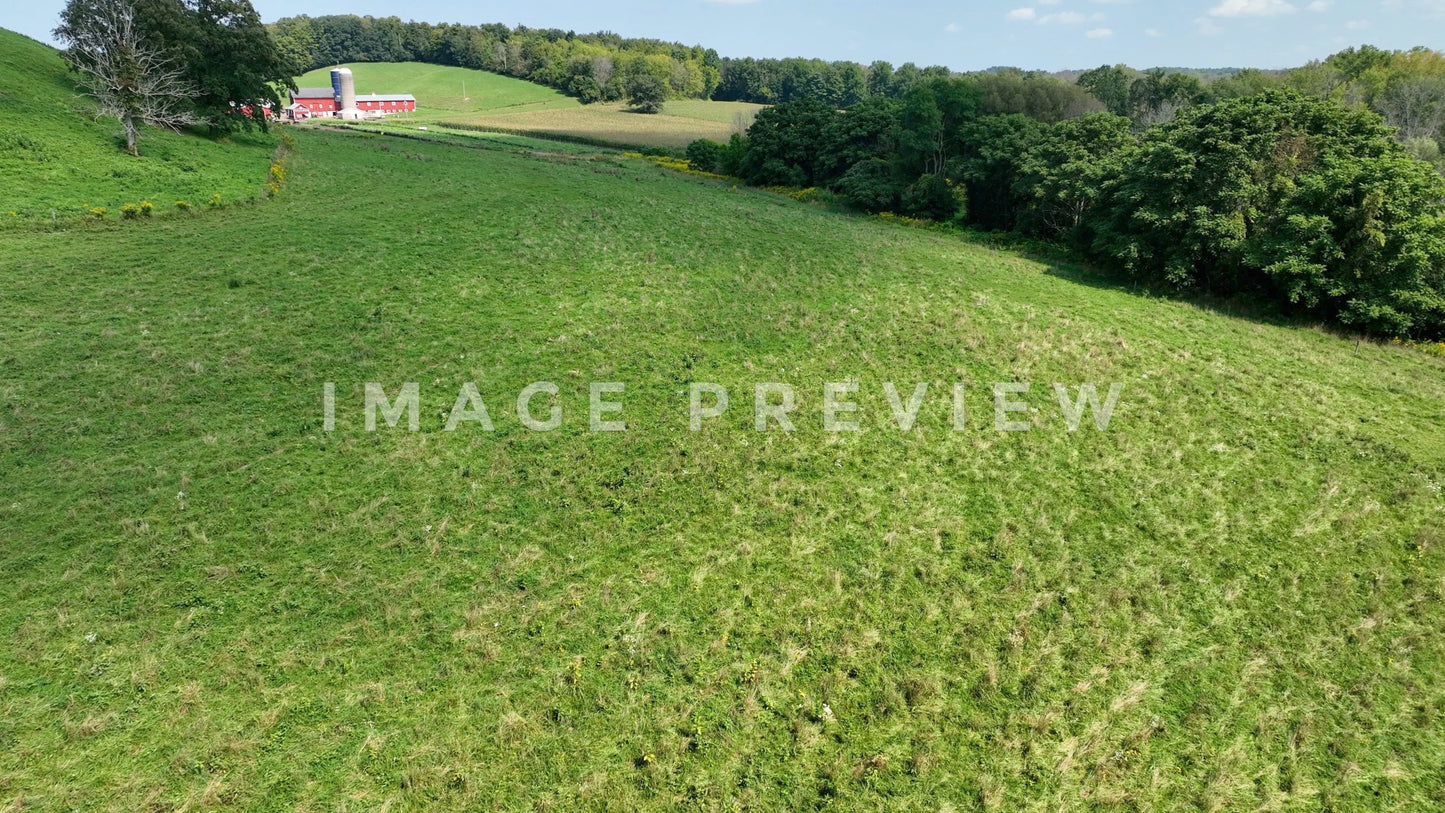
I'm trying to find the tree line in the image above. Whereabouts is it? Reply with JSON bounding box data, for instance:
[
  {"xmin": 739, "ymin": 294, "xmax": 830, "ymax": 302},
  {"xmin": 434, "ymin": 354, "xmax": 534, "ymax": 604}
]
[
  {"xmin": 265, "ymin": 16, "xmax": 1445, "ymax": 170},
  {"xmin": 1077, "ymin": 48, "xmax": 1445, "ymax": 171},
  {"xmin": 264, "ymin": 15, "xmax": 1105, "ymax": 113},
  {"xmin": 268, "ymin": 15, "xmax": 724, "ymax": 105},
  {"xmin": 689, "ymin": 81, "xmax": 1445, "ymax": 339}
]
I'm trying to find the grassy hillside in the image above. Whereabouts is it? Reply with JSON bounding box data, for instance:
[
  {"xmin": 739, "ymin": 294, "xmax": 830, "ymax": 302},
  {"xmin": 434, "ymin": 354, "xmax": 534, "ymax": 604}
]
[
  {"xmin": 0, "ymin": 28, "xmax": 278, "ymax": 222},
  {"xmin": 1, "ymin": 128, "xmax": 1443, "ymax": 810},
  {"xmin": 293, "ymin": 62, "xmax": 580, "ymax": 116}
]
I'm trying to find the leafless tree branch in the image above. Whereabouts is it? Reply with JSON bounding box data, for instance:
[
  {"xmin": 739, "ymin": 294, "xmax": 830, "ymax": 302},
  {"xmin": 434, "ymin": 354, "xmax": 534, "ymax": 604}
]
[{"xmin": 60, "ymin": 0, "xmax": 200, "ymax": 156}]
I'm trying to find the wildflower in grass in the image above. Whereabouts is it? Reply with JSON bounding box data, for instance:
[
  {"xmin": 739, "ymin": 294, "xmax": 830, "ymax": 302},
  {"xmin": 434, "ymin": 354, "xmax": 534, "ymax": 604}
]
[
  {"xmin": 175, "ymin": 200, "xmax": 190, "ymax": 212},
  {"xmin": 89, "ymin": 207, "xmax": 107, "ymax": 219},
  {"xmin": 140, "ymin": 200, "xmax": 153, "ymax": 217},
  {"xmin": 120, "ymin": 203, "xmax": 141, "ymax": 219},
  {"xmin": 208, "ymin": 194, "xmax": 222, "ymax": 209}
]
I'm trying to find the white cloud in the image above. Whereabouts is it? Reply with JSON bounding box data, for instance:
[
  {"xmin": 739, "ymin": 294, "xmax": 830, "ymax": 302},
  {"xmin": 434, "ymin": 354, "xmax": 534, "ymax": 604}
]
[
  {"xmin": 1194, "ymin": 16, "xmax": 1225, "ymax": 34},
  {"xmin": 1008, "ymin": 6, "xmax": 1106, "ymax": 28},
  {"xmin": 1144, "ymin": 27, "xmax": 1163, "ymax": 36},
  {"xmin": 1208, "ymin": 0, "xmax": 1297, "ymax": 17},
  {"xmin": 1038, "ymin": 11, "xmax": 1089, "ymax": 24},
  {"xmin": 1086, "ymin": 27, "xmax": 1114, "ymax": 38},
  {"xmin": 945, "ymin": 22, "xmax": 962, "ymax": 33},
  {"xmin": 1306, "ymin": 0, "xmax": 1333, "ymax": 10}
]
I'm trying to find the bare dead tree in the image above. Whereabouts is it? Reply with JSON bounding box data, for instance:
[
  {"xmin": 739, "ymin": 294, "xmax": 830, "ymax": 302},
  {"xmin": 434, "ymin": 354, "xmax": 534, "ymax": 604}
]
[
  {"xmin": 1379, "ymin": 76, "xmax": 1445, "ymax": 143},
  {"xmin": 591, "ymin": 55, "xmax": 614, "ymax": 90},
  {"xmin": 57, "ymin": 0, "xmax": 199, "ymax": 156}
]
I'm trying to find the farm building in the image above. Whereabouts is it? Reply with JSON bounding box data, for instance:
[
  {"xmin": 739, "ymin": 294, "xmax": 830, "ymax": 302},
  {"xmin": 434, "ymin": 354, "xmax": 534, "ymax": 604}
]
[{"xmin": 285, "ymin": 68, "xmax": 416, "ymax": 121}]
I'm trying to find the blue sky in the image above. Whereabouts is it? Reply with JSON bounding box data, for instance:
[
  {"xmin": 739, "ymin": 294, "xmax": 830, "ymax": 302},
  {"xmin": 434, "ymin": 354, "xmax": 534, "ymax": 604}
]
[{"xmin": 6, "ymin": 0, "xmax": 1444, "ymax": 71}]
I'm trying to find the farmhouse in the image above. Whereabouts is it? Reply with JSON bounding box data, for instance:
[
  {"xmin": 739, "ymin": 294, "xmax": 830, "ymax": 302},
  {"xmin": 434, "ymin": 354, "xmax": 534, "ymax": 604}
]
[{"xmin": 285, "ymin": 68, "xmax": 416, "ymax": 121}]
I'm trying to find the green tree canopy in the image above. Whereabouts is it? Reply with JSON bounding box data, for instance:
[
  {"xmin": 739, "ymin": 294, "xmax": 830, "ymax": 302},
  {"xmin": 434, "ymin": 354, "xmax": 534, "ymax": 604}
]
[
  {"xmin": 625, "ymin": 72, "xmax": 667, "ymax": 114},
  {"xmin": 1087, "ymin": 91, "xmax": 1445, "ymax": 337}
]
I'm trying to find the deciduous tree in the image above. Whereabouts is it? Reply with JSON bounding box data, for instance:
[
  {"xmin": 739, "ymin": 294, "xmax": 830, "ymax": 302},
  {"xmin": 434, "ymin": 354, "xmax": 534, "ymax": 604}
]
[{"xmin": 626, "ymin": 73, "xmax": 667, "ymax": 114}]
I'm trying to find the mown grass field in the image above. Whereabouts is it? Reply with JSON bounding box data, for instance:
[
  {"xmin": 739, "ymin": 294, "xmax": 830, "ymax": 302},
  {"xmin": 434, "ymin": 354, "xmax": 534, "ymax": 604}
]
[
  {"xmin": 2, "ymin": 119, "xmax": 1444, "ymax": 811},
  {"xmin": 292, "ymin": 62, "xmax": 580, "ymax": 117},
  {"xmin": 0, "ymin": 29, "xmax": 278, "ymax": 222}
]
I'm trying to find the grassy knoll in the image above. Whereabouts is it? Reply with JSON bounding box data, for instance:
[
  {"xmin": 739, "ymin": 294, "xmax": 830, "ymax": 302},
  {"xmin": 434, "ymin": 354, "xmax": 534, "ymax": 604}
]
[
  {"xmin": 1, "ymin": 126, "xmax": 1443, "ymax": 811},
  {"xmin": 293, "ymin": 62, "xmax": 580, "ymax": 117},
  {"xmin": 0, "ymin": 28, "xmax": 278, "ymax": 223}
]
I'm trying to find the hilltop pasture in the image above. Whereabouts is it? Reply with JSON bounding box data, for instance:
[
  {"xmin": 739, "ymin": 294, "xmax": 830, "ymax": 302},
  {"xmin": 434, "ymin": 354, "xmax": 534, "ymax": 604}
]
[
  {"xmin": 292, "ymin": 61, "xmax": 581, "ymax": 117},
  {"xmin": 292, "ymin": 60, "xmax": 764, "ymax": 149}
]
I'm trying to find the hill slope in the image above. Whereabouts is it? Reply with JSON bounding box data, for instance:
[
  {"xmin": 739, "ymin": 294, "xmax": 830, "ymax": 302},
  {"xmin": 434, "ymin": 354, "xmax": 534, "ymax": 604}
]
[
  {"xmin": 294, "ymin": 61, "xmax": 765, "ymax": 149},
  {"xmin": 0, "ymin": 28, "xmax": 278, "ymax": 221},
  {"xmin": 0, "ymin": 129, "xmax": 1442, "ymax": 810},
  {"xmin": 293, "ymin": 61, "xmax": 580, "ymax": 116}
]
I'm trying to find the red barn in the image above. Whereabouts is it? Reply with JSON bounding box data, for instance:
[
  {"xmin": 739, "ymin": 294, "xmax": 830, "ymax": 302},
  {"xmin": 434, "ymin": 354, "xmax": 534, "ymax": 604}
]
[
  {"xmin": 356, "ymin": 93, "xmax": 417, "ymax": 114},
  {"xmin": 285, "ymin": 85, "xmax": 416, "ymax": 121},
  {"xmin": 289, "ymin": 87, "xmax": 338, "ymax": 117}
]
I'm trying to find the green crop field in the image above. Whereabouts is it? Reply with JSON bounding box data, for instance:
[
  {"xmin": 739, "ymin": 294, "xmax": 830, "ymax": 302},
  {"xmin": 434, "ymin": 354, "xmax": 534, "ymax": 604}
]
[
  {"xmin": 0, "ymin": 29, "xmax": 279, "ymax": 222},
  {"xmin": 5, "ymin": 31, "xmax": 1445, "ymax": 813},
  {"xmin": 437, "ymin": 100, "xmax": 764, "ymax": 149},
  {"xmin": 293, "ymin": 62, "xmax": 580, "ymax": 117},
  {"xmin": 658, "ymin": 99, "xmax": 765, "ymax": 127}
]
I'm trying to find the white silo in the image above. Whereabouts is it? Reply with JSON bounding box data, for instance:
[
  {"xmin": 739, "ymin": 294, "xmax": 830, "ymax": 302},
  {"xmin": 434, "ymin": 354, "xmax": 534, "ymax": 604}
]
[{"xmin": 331, "ymin": 67, "xmax": 360, "ymax": 119}]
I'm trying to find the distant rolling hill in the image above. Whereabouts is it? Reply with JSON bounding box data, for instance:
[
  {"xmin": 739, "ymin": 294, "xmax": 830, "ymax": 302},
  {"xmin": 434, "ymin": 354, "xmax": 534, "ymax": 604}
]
[
  {"xmin": 292, "ymin": 62, "xmax": 581, "ymax": 117},
  {"xmin": 293, "ymin": 61, "xmax": 766, "ymax": 150}
]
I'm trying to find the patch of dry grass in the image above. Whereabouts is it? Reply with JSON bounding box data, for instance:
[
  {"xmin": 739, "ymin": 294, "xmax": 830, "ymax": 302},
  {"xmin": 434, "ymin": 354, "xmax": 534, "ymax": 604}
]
[{"xmin": 439, "ymin": 101, "xmax": 763, "ymax": 148}]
